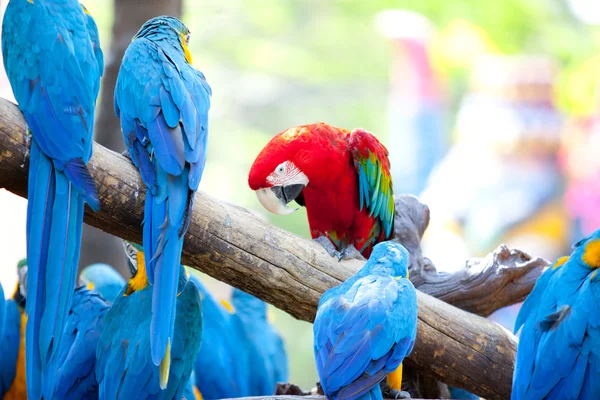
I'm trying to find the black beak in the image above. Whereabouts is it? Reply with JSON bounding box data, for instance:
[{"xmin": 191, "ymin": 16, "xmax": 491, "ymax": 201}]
[{"xmin": 271, "ymin": 184, "xmax": 305, "ymax": 205}]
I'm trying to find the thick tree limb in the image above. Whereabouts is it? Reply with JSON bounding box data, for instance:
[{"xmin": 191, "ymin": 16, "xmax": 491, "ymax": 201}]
[
  {"xmin": 0, "ymin": 98, "xmax": 515, "ymax": 399},
  {"xmin": 394, "ymin": 195, "xmax": 548, "ymax": 317}
]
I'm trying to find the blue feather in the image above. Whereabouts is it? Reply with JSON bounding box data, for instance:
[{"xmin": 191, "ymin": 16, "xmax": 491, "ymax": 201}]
[
  {"xmin": 2, "ymin": 2, "xmax": 103, "ymax": 398},
  {"xmin": 314, "ymin": 242, "xmax": 416, "ymax": 400},
  {"xmin": 114, "ymin": 16, "xmax": 211, "ymax": 376}
]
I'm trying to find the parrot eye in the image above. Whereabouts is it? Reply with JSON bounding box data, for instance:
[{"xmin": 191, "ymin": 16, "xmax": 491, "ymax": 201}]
[{"xmin": 275, "ymin": 162, "xmax": 286, "ymax": 175}]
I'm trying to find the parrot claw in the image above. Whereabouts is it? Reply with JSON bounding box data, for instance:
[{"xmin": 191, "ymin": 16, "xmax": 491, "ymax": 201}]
[
  {"xmin": 389, "ymin": 389, "xmax": 411, "ymax": 399},
  {"xmin": 314, "ymin": 236, "xmax": 342, "ymax": 259},
  {"xmin": 338, "ymin": 245, "xmax": 366, "ymax": 262},
  {"xmin": 121, "ymin": 149, "xmax": 132, "ymax": 161}
]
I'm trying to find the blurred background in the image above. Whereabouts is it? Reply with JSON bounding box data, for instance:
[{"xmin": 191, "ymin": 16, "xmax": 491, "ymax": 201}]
[{"xmin": 1, "ymin": 0, "xmax": 600, "ymax": 390}]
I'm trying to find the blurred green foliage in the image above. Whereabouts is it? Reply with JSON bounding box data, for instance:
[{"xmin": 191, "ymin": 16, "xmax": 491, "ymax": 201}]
[{"xmin": 85, "ymin": 0, "xmax": 600, "ymax": 388}]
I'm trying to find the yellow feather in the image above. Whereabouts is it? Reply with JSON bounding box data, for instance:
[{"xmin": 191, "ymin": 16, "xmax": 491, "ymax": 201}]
[
  {"xmin": 386, "ymin": 363, "xmax": 403, "ymax": 391},
  {"xmin": 159, "ymin": 339, "xmax": 172, "ymax": 389},
  {"xmin": 5, "ymin": 312, "xmax": 27, "ymax": 400}
]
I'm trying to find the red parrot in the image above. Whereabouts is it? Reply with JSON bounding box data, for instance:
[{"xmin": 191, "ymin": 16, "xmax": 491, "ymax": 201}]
[{"xmin": 248, "ymin": 122, "xmax": 394, "ymax": 259}]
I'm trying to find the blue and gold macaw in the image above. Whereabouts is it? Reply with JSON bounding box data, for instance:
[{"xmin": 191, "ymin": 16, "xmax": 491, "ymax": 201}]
[
  {"xmin": 0, "ymin": 267, "xmax": 26, "ymax": 400},
  {"xmin": 188, "ymin": 274, "xmax": 250, "ymax": 398},
  {"xmin": 2, "ymin": 1, "xmax": 103, "ymax": 397},
  {"xmin": 114, "ymin": 15, "xmax": 211, "ymax": 378},
  {"xmin": 79, "ymin": 263, "xmax": 126, "ymax": 303},
  {"xmin": 43, "ymin": 286, "xmax": 110, "ymax": 399},
  {"xmin": 314, "ymin": 241, "xmax": 418, "ymax": 400},
  {"xmin": 96, "ymin": 242, "xmax": 203, "ymax": 398},
  {"xmin": 512, "ymin": 229, "xmax": 600, "ymax": 400},
  {"xmin": 231, "ymin": 288, "xmax": 288, "ymax": 395}
]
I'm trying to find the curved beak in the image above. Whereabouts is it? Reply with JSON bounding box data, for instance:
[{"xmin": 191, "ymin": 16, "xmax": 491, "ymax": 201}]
[{"xmin": 256, "ymin": 184, "xmax": 305, "ymax": 215}]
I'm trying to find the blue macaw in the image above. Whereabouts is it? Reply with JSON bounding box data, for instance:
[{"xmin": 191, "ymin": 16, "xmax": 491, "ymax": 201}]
[
  {"xmin": 188, "ymin": 274, "xmax": 250, "ymax": 398},
  {"xmin": 96, "ymin": 241, "xmax": 203, "ymax": 398},
  {"xmin": 2, "ymin": 1, "xmax": 103, "ymax": 397},
  {"xmin": 231, "ymin": 288, "xmax": 288, "ymax": 395},
  {"xmin": 0, "ymin": 279, "xmax": 25, "ymax": 399},
  {"xmin": 114, "ymin": 15, "xmax": 211, "ymax": 377},
  {"xmin": 512, "ymin": 229, "xmax": 600, "ymax": 400},
  {"xmin": 79, "ymin": 263, "xmax": 126, "ymax": 303},
  {"xmin": 313, "ymin": 241, "xmax": 418, "ymax": 400},
  {"xmin": 43, "ymin": 286, "xmax": 110, "ymax": 399}
]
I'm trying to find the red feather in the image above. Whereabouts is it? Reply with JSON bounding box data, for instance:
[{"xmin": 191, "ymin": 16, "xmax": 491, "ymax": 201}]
[{"xmin": 248, "ymin": 122, "xmax": 394, "ymax": 257}]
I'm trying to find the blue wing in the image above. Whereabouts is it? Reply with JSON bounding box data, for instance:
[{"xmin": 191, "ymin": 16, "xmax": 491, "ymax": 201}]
[
  {"xmin": 0, "ymin": 285, "xmax": 21, "ymax": 397},
  {"xmin": 189, "ymin": 275, "xmax": 249, "ymax": 398},
  {"xmin": 45, "ymin": 287, "xmax": 110, "ymax": 399},
  {"xmin": 114, "ymin": 34, "xmax": 211, "ymax": 368},
  {"xmin": 2, "ymin": 2, "xmax": 103, "ymax": 397},
  {"xmin": 96, "ymin": 278, "xmax": 202, "ymax": 399},
  {"xmin": 314, "ymin": 276, "xmax": 417, "ymax": 400},
  {"xmin": 512, "ymin": 261, "xmax": 600, "ymax": 400}
]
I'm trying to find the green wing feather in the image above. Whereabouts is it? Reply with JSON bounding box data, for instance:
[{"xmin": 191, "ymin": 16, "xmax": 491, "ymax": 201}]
[{"xmin": 347, "ymin": 129, "xmax": 394, "ymax": 238}]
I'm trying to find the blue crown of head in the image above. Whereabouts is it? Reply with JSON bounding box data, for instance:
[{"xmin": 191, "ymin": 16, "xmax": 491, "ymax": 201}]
[
  {"xmin": 366, "ymin": 241, "xmax": 410, "ymax": 278},
  {"xmin": 135, "ymin": 16, "xmax": 189, "ymax": 41}
]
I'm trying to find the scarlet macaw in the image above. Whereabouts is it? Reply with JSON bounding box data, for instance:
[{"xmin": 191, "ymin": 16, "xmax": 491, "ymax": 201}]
[
  {"xmin": 2, "ymin": 1, "xmax": 103, "ymax": 396},
  {"xmin": 79, "ymin": 263, "xmax": 126, "ymax": 304},
  {"xmin": 248, "ymin": 122, "xmax": 394, "ymax": 259},
  {"xmin": 188, "ymin": 274, "xmax": 251, "ymax": 398},
  {"xmin": 114, "ymin": 16, "xmax": 211, "ymax": 377},
  {"xmin": 512, "ymin": 230, "xmax": 600, "ymax": 400},
  {"xmin": 96, "ymin": 242, "xmax": 203, "ymax": 398},
  {"xmin": 314, "ymin": 241, "xmax": 417, "ymax": 400},
  {"xmin": 231, "ymin": 288, "xmax": 288, "ymax": 395}
]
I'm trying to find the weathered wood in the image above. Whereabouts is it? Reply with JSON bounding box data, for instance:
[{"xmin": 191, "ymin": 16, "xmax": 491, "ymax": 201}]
[
  {"xmin": 414, "ymin": 245, "xmax": 548, "ymax": 317},
  {"xmin": 0, "ymin": 98, "xmax": 515, "ymax": 399},
  {"xmin": 394, "ymin": 195, "xmax": 548, "ymax": 317}
]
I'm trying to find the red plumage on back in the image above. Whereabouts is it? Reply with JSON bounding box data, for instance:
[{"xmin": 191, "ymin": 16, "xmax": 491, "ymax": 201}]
[{"xmin": 248, "ymin": 122, "xmax": 394, "ymax": 259}]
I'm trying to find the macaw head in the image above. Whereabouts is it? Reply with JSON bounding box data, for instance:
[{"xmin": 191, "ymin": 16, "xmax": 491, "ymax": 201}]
[
  {"xmin": 249, "ymin": 124, "xmax": 346, "ymax": 215},
  {"xmin": 363, "ymin": 241, "xmax": 410, "ymax": 279},
  {"xmin": 79, "ymin": 263, "xmax": 126, "ymax": 303},
  {"xmin": 122, "ymin": 241, "xmax": 149, "ymax": 294},
  {"xmin": 135, "ymin": 16, "xmax": 193, "ymax": 64},
  {"xmin": 571, "ymin": 228, "xmax": 600, "ymax": 268}
]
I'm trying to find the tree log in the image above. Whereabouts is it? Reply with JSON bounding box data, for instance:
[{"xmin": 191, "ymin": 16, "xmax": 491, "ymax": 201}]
[
  {"xmin": 0, "ymin": 98, "xmax": 515, "ymax": 399},
  {"xmin": 393, "ymin": 195, "xmax": 548, "ymax": 317}
]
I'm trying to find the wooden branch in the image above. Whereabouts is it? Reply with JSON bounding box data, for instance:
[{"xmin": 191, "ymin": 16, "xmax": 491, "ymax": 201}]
[
  {"xmin": 394, "ymin": 195, "xmax": 548, "ymax": 317},
  {"xmin": 0, "ymin": 98, "xmax": 515, "ymax": 400},
  {"xmin": 414, "ymin": 245, "xmax": 548, "ymax": 317}
]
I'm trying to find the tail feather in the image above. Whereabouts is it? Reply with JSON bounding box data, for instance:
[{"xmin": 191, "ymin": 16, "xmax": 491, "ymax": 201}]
[
  {"xmin": 25, "ymin": 143, "xmax": 86, "ymax": 399},
  {"xmin": 25, "ymin": 143, "xmax": 55, "ymax": 400},
  {"xmin": 145, "ymin": 191, "xmax": 182, "ymax": 369}
]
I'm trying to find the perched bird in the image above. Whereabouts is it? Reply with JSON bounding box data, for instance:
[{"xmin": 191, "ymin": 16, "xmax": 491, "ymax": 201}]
[
  {"xmin": 43, "ymin": 286, "xmax": 110, "ymax": 399},
  {"xmin": 0, "ymin": 264, "xmax": 26, "ymax": 400},
  {"xmin": 231, "ymin": 288, "xmax": 288, "ymax": 395},
  {"xmin": 248, "ymin": 122, "xmax": 394, "ymax": 260},
  {"xmin": 96, "ymin": 242, "xmax": 203, "ymax": 398},
  {"xmin": 114, "ymin": 15, "xmax": 211, "ymax": 376},
  {"xmin": 79, "ymin": 263, "xmax": 126, "ymax": 303},
  {"xmin": 314, "ymin": 241, "xmax": 418, "ymax": 400},
  {"xmin": 512, "ymin": 230, "xmax": 600, "ymax": 400},
  {"xmin": 188, "ymin": 274, "xmax": 251, "ymax": 399},
  {"xmin": 2, "ymin": 1, "xmax": 104, "ymax": 397}
]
